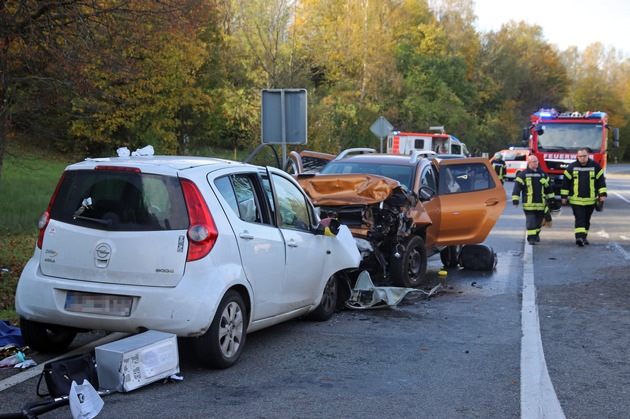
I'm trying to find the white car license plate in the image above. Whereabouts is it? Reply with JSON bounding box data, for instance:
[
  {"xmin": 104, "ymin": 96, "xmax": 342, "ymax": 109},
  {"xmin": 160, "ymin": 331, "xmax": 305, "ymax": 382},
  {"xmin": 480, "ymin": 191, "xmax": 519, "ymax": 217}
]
[{"xmin": 65, "ymin": 291, "xmax": 132, "ymax": 316}]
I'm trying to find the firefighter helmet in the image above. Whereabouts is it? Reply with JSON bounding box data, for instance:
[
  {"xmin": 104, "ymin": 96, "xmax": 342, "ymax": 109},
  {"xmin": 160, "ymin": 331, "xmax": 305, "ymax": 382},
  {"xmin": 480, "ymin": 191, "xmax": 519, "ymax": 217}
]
[{"xmin": 548, "ymin": 199, "xmax": 561, "ymax": 216}]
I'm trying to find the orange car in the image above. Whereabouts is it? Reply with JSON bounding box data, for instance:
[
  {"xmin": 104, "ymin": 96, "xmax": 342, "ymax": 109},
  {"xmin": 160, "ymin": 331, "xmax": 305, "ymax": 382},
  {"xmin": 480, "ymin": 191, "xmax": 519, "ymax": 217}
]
[{"xmin": 295, "ymin": 151, "xmax": 506, "ymax": 288}]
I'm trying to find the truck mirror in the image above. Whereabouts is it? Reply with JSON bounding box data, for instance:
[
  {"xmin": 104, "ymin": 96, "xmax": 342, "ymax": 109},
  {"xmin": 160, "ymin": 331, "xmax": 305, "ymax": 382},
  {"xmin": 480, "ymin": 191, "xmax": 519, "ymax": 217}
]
[
  {"xmin": 521, "ymin": 127, "xmax": 529, "ymax": 142},
  {"xmin": 535, "ymin": 124, "xmax": 544, "ymax": 136}
]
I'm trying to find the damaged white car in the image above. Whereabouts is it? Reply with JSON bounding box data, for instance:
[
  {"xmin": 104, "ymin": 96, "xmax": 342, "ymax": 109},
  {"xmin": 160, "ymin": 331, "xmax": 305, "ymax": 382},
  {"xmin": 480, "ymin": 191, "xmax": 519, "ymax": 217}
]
[{"xmin": 16, "ymin": 151, "xmax": 361, "ymax": 369}]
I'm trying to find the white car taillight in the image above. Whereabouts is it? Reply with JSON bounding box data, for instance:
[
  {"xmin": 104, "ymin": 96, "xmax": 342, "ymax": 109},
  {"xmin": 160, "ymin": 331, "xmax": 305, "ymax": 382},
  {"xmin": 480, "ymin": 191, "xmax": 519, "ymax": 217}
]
[{"xmin": 37, "ymin": 211, "xmax": 49, "ymax": 230}]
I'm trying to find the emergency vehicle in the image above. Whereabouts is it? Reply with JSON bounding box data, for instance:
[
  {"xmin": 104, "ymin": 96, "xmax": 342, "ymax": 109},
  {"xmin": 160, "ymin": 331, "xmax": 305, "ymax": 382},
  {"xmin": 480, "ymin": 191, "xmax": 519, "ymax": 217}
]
[
  {"xmin": 387, "ymin": 126, "xmax": 469, "ymax": 156},
  {"xmin": 522, "ymin": 108, "xmax": 619, "ymax": 193},
  {"xmin": 492, "ymin": 147, "xmax": 530, "ymax": 180}
]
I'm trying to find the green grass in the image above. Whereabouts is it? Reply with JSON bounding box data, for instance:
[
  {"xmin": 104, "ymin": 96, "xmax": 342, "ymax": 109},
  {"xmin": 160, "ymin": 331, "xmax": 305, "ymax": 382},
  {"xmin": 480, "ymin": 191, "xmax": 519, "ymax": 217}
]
[{"xmin": 0, "ymin": 141, "xmax": 71, "ymax": 325}]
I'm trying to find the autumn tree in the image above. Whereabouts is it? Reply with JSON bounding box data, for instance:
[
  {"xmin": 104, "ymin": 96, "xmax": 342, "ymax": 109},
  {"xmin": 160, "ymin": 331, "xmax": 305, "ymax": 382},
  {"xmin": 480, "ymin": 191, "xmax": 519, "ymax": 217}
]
[
  {"xmin": 68, "ymin": 2, "xmax": 212, "ymax": 155},
  {"xmin": 0, "ymin": 0, "xmax": 211, "ymax": 178},
  {"xmin": 561, "ymin": 43, "xmax": 630, "ymax": 160},
  {"xmin": 475, "ymin": 21, "xmax": 568, "ymax": 148},
  {"xmin": 198, "ymin": 0, "xmax": 311, "ymax": 153}
]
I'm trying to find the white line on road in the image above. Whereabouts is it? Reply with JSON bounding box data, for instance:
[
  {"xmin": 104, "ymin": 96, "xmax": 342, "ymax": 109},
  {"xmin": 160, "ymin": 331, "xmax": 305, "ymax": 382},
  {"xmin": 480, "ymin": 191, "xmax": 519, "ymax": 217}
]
[
  {"xmin": 609, "ymin": 241, "xmax": 630, "ymax": 260},
  {"xmin": 610, "ymin": 190, "xmax": 630, "ymax": 204},
  {"xmin": 520, "ymin": 241, "xmax": 565, "ymax": 419}
]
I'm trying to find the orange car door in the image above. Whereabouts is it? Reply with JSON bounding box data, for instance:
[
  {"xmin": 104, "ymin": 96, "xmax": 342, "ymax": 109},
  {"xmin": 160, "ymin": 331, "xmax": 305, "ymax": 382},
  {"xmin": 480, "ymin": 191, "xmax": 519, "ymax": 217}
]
[{"xmin": 433, "ymin": 158, "xmax": 506, "ymax": 246}]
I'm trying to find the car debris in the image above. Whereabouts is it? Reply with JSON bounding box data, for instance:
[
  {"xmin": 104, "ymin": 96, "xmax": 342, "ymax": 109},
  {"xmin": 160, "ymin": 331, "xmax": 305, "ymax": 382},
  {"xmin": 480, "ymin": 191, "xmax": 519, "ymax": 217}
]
[{"xmin": 344, "ymin": 271, "xmax": 444, "ymax": 310}]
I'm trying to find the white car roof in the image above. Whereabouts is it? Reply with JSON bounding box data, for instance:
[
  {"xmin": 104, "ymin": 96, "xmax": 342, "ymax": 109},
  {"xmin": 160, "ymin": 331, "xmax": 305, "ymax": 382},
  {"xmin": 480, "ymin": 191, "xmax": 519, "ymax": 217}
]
[{"xmin": 66, "ymin": 155, "xmax": 249, "ymax": 174}]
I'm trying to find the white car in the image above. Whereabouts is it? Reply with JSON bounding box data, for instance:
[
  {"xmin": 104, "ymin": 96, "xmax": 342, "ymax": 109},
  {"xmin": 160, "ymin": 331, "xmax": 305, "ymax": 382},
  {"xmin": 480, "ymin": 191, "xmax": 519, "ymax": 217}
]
[{"xmin": 16, "ymin": 154, "xmax": 360, "ymax": 368}]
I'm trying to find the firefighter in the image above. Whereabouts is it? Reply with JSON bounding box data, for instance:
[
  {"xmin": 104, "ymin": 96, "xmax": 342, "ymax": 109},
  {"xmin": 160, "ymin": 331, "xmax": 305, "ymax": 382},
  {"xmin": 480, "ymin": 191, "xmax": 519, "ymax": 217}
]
[
  {"xmin": 512, "ymin": 155, "xmax": 555, "ymax": 245},
  {"xmin": 491, "ymin": 152, "xmax": 506, "ymax": 184},
  {"xmin": 560, "ymin": 148, "xmax": 607, "ymax": 246}
]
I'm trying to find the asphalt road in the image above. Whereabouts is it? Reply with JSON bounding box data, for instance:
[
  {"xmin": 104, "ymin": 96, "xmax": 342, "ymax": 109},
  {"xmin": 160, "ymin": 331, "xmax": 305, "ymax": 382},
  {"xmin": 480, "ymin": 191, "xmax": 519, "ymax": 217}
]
[{"xmin": 1, "ymin": 164, "xmax": 628, "ymax": 418}]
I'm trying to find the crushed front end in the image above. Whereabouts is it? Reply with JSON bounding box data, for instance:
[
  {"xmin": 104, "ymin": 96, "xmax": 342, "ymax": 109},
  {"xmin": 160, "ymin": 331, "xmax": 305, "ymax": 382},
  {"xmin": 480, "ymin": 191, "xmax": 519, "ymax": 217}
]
[{"xmin": 296, "ymin": 174, "xmax": 430, "ymax": 286}]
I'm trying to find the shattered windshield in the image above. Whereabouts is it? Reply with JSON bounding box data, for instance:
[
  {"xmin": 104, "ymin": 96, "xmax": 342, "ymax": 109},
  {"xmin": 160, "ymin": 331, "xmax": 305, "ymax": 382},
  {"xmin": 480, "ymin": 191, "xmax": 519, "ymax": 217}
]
[
  {"xmin": 319, "ymin": 162, "xmax": 414, "ymax": 191},
  {"xmin": 537, "ymin": 124, "xmax": 604, "ymax": 152}
]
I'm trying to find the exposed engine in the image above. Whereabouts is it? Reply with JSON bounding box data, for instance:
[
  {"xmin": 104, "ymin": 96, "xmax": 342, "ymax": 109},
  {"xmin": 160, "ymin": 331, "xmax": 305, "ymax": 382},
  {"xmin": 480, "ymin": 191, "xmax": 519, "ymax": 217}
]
[{"xmin": 318, "ymin": 191, "xmax": 416, "ymax": 284}]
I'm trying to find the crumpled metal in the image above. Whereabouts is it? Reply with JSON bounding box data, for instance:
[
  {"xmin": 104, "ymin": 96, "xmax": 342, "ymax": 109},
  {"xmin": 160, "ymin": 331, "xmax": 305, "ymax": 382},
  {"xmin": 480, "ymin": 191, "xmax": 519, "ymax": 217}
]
[{"xmin": 344, "ymin": 271, "xmax": 443, "ymax": 309}]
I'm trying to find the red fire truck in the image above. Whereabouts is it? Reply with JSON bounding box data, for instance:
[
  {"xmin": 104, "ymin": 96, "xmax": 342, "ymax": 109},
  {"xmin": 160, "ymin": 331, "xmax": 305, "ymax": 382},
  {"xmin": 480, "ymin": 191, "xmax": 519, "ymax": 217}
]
[{"xmin": 522, "ymin": 108, "xmax": 619, "ymax": 194}]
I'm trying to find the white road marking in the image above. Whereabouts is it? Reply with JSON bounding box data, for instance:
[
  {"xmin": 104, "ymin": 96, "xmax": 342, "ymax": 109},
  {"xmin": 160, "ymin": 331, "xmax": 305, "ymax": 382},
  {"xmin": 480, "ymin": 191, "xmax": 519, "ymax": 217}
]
[
  {"xmin": 610, "ymin": 190, "xmax": 630, "ymax": 203},
  {"xmin": 609, "ymin": 242, "xmax": 630, "ymax": 261},
  {"xmin": 520, "ymin": 241, "xmax": 565, "ymax": 418}
]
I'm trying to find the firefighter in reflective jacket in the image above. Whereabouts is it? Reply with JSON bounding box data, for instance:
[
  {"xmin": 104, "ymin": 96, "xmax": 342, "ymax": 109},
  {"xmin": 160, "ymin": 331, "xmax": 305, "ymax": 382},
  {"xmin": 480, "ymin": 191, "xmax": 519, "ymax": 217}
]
[
  {"xmin": 512, "ymin": 155, "xmax": 555, "ymax": 245},
  {"xmin": 491, "ymin": 152, "xmax": 506, "ymax": 184},
  {"xmin": 560, "ymin": 148, "xmax": 607, "ymax": 246}
]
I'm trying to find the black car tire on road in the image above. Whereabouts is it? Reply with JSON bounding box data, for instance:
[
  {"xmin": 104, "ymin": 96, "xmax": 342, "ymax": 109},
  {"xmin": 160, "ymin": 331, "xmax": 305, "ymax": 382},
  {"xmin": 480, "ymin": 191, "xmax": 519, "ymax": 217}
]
[
  {"xmin": 19, "ymin": 317, "xmax": 78, "ymax": 353},
  {"xmin": 440, "ymin": 245, "xmax": 461, "ymax": 268},
  {"xmin": 390, "ymin": 236, "xmax": 428, "ymax": 288},
  {"xmin": 194, "ymin": 290, "xmax": 247, "ymax": 369},
  {"xmin": 307, "ymin": 273, "xmax": 339, "ymax": 321}
]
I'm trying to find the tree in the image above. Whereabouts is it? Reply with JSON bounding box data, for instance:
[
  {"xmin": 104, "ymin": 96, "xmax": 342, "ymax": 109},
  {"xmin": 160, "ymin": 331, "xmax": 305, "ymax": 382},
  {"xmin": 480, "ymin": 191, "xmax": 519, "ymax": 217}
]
[
  {"xmin": 68, "ymin": 2, "xmax": 212, "ymax": 155},
  {"xmin": 561, "ymin": 43, "xmax": 630, "ymax": 160},
  {"xmin": 476, "ymin": 21, "xmax": 568, "ymax": 146},
  {"xmin": 0, "ymin": 0, "xmax": 211, "ymax": 178}
]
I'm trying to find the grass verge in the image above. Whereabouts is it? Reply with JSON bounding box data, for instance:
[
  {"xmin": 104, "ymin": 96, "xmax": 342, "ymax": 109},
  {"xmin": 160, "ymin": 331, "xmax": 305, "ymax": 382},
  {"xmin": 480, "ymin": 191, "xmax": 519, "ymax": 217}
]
[{"xmin": 1, "ymin": 139, "xmax": 71, "ymax": 325}]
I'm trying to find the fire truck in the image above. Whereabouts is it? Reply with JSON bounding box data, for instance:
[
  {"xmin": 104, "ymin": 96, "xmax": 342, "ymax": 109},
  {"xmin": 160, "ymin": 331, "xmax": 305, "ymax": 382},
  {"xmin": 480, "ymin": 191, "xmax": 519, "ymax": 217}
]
[
  {"xmin": 387, "ymin": 126, "xmax": 469, "ymax": 156},
  {"xmin": 522, "ymin": 108, "xmax": 619, "ymax": 194}
]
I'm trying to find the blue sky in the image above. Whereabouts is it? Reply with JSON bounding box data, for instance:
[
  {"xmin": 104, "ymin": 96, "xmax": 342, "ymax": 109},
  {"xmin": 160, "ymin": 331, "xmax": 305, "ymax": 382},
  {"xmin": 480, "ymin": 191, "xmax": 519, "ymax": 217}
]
[{"xmin": 473, "ymin": 0, "xmax": 630, "ymax": 56}]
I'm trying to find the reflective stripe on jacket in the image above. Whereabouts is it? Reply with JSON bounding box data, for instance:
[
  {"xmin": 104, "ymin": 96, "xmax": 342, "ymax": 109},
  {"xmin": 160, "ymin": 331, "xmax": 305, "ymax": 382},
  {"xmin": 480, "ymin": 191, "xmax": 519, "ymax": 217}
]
[
  {"xmin": 512, "ymin": 168, "xmax": 554, "ymax": 210},
  {"xmin": 560, "ymin": 160, "xmax": 607, "ymax": 206},
  {"xmin": 491, "ymin": 160, "xmax": 506, "ymax": 182}
]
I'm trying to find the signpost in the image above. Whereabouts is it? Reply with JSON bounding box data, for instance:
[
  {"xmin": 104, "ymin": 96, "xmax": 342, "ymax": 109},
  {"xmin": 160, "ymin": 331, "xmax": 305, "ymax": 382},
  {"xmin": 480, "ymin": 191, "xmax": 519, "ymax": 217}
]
[
  {"xmin": 261, "ymin": 89, "xmax": 307, "ymax": 168},
  {"xmin": 370, "ymin": 116, "xmax": 393, "ymax": 153}
]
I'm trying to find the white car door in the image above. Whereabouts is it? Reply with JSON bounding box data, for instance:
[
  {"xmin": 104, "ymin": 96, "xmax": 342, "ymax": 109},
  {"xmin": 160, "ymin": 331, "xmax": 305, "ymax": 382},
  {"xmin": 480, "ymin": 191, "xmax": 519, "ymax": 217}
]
[
  {"xmin": 212, "ymin": 171, "xmax": 287, "ymax": 321},
  {"xmin": 266, "ymin": 172, "xmax": 327, "ymax": 311}
]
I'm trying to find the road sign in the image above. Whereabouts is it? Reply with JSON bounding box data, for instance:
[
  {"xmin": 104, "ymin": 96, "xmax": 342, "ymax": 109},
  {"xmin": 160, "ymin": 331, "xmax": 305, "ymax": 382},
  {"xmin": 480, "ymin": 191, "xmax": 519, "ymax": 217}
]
[
  {"xmin": 261, "ymin": 89, "xmax": 307, "ymax": 145},
  {"xmin": 370, "ymin": 116, "xmax": 393, "ymax": 138},
  {"xmin": 370, "ymin": 116, "xmax": 393, "ymax": 153}
]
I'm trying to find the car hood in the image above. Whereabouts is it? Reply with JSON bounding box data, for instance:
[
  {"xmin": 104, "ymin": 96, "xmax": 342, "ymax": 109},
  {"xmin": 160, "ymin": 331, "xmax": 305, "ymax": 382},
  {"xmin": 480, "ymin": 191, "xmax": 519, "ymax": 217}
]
[
  {"xmin": 296, "ymin": 173, "xmax": 407, "ymax": 206},
  {"xmin": 296, "ymin": 173, "xmax": 432, "ymax": 230}
]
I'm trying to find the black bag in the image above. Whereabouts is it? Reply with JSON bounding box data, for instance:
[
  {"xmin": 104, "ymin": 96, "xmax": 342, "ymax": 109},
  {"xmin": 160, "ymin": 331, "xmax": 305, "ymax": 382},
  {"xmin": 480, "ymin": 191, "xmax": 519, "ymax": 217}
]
[
  {"xmin": 36, "ymin": 352, "xmax": 99, "ymax": 398},
  {"xmin": 458, "ymin": 244, "xmax": 497, "ymax": 271}
]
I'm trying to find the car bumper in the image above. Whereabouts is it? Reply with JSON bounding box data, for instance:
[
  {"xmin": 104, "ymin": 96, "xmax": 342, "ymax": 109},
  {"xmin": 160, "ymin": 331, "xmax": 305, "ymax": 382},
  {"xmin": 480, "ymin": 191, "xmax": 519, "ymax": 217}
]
[{"xmin": 15, "ymin": 256, "xmax": 239, "ymax": 337}]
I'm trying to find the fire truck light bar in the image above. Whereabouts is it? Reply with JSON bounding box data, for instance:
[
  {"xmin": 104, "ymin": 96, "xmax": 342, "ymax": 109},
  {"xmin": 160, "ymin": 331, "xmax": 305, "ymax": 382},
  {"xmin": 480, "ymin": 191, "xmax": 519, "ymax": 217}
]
[{"xmin": 535, "ymin": 108, "xmax": 607, "ymax": 120}]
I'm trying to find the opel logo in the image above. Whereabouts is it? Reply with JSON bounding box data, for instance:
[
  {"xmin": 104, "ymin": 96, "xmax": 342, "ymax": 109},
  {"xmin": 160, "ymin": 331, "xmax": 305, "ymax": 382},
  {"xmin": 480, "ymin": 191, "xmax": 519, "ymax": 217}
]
[{"xmin": 95, "ymin": 243, "xmax": 112, "ymax": 261}]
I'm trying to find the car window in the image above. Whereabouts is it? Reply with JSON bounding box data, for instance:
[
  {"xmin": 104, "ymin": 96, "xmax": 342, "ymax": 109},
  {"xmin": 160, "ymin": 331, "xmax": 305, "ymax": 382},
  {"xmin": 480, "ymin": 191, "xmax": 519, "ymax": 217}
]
[
  {"xmin": 420, "ymin": 166, "xmax": 437, "ymax": 192},
  {"xmin": 215, "ymin": 174, "xmax": 264, "ymax": 224},
  {"xmin": 378, "ymin": 166, "xmax": 415, "ymax": 191},
  {"xmin": 439, "ymin": 163, "xmax": 495, "ymax": 194},
  {"xmin": 49, "ymin": 170, "xmax": 189, "ymax": 231},
  {"xmin": 270, "ymin": 174, "xmax": 312, "ymax": 231}
]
